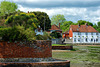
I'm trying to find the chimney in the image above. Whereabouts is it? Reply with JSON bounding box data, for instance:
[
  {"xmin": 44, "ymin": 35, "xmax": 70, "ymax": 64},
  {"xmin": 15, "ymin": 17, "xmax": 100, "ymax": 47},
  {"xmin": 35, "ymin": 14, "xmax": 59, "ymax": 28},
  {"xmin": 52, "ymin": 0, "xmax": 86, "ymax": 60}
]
[
  {"xmin": 28, "ymin": 11, "xmax": 29, "ymax": 13},
  {"xmin": 59, "ymin": 23, "xmax": 60, "ymax": 29},
  {"xmin": 85, "ymin": 23, "xmax": 88, "ymax": 27},
  {"xmin": 78, "ymin": 24, "xmax": 80, "ymax": 27}
]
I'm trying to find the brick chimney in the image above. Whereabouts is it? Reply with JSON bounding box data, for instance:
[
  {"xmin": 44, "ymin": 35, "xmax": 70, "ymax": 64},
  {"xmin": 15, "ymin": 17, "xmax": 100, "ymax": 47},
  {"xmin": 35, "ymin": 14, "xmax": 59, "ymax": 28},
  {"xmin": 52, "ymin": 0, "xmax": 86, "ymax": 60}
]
[
  {"xmin": 28, "ymin": 11, "xmax": 29, "ymax": 13},
  {"xmin": 59, "ymin": 23, "xmax": 60, "ymax": 29},
  {"xmin": 85, "ymin": 23, "xmax": 88, "ymax": 27},
  {"xmin": 78, "ymin": 24, "xmax": 80, "ymax": 27}
]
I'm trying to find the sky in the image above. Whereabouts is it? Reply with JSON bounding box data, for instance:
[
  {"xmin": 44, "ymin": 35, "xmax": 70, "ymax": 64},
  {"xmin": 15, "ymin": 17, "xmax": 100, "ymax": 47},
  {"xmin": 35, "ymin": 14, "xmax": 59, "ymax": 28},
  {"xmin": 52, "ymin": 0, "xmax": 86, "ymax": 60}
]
[{"xmin": 0, "ymin": 0, "xmax": 100, "ymax": 24}]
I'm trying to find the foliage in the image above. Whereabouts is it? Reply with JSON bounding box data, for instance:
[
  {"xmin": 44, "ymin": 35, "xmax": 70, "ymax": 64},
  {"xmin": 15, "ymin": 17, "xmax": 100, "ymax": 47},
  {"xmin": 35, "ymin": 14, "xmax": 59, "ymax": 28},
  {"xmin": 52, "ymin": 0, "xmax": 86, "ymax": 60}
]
[
  {"xmin": 50, "ymin": 31, "xmax": 61, "ymax": 39},
  {"xmin": 0, "ymin": 1, "xmax": 18, "ymax": 16},
  {"xmin": 5, "ymin": 12, "xmax": 38, "ymax": 29},
  {"xmin": 0, "ymin": 26, "xmax": 36, "ymax": 42},
  {"xmin": 77, "ymin": 20, "xmax": 93, "ymax": 26},
  {"xmin": 36, "ymin": 32, "xmax": 51, "ymax": 40},
  {"xmin": 61, "ymin": 21, "xmax": 73, "ymax": 32},
  {"xmin": 32, "ymin": 11, "xmax": 51, "ymax": 31},
  {"xmin": 51, "ymin": 14, "xmax": 66, "ymax": 26},
  {"xmin": 93, "ymin": 22, "xmax": 100, "ymax": 32}
]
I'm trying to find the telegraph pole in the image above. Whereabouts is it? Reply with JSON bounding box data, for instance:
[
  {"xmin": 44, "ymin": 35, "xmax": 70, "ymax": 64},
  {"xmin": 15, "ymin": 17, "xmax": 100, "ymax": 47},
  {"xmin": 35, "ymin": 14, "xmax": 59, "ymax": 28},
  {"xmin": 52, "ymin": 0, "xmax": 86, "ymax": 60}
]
[{"xmin": 44, "ymin": 13, "xmax": 45, "ymax": 31}]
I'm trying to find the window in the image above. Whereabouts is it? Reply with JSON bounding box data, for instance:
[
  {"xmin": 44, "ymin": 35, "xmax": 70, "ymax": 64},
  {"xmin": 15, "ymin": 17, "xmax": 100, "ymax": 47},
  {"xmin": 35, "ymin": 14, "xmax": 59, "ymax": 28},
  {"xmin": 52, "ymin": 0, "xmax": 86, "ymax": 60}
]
[
  {"xmin": 96, "ymin": 33, "xmax": 98, "ymax": 35},
  {"xmin": 86, "ymin": 33, "xmax": 88, "ymax": 35},
  {"xmin": 96, "ymin": 39, "xmax": 98, "ymax": 42},
  {"xmin": 86, "ymin": 38, "xmax": 88, "ymax": 42},
  {"xmin": 78, "ymin": 38, "xmax": 80, "ymax": 42},
  {"xmin": 91, "ymin": 39, "xmax": 93, "ymax": 41},
  {"xmin": 78, "ymin": 32, "xmax": 81, "ymax": 35},
  {"xmin": 91, "ymin": 33, "xmax": 93, "ymax": 35},
  {"xmin": 74, "ymin": 38, "xmax": 76, "ymax": 42}
]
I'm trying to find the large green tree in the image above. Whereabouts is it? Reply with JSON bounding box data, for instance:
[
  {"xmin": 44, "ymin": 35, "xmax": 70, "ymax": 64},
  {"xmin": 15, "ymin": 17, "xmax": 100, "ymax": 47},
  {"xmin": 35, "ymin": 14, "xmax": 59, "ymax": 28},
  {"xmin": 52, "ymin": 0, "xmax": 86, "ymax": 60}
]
[
  {"xmin": 61, "ymin": 21, "xmax": 74, "ymax": 32},
  {"xmin": 5, "ymin": 12, "xmax": 38, "ymax": 30},
  {"xmin": 32, "ymin": 11, "xmax": 51, "ymax": 31},
  {"xmin": 77, "ymin": 20, "xmax": 93, "ymax": 26},
  {"xmin": 0, "ymin": 1, "xmax": 18, "ymax": 16},
  {"xmin": 93, "ymin": 22, "xmax": 100, "ymax": 32},
  {"xmin": 51, "ymin": 14, "xmax": 66, "ymax": 26}
]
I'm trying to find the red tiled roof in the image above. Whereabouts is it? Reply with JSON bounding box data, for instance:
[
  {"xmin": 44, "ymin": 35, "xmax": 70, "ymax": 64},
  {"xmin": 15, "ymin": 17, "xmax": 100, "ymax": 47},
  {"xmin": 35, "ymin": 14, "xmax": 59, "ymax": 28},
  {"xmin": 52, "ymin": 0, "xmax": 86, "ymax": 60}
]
[
  {"xmin": 70, "ymin": 25, "xmax": 98, "ymax": 32},
  {"xmin": 49, "ymin": 24, "xmax": 62, "ymax": 31}
]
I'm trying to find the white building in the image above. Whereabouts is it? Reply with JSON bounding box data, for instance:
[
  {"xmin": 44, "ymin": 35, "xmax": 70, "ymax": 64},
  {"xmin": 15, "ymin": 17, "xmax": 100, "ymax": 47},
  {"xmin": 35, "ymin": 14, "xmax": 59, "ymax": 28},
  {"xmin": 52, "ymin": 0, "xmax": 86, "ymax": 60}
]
[
  {"xmin": 69, "ymin": 23, "xmax": 100, "ymax": 43},
  {"xmin": 35, "ymin": 26, "xmax": 43, "ymax": 35}
]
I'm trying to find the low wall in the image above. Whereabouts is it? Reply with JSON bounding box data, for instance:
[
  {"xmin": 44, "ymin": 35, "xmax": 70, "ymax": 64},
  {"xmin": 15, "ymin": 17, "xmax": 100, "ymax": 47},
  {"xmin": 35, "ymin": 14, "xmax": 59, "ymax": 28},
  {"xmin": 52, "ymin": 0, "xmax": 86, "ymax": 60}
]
[
  {"xmin": 52, "ymin": 46, "xmax": 73, "ymax": 50},
  {"xmin": 0, "ymin": 40, "xmax": 52, "ymax": 58},
  {"xmin": 0, "ymin": 61, "xmax": 70, "ymax": 67}
]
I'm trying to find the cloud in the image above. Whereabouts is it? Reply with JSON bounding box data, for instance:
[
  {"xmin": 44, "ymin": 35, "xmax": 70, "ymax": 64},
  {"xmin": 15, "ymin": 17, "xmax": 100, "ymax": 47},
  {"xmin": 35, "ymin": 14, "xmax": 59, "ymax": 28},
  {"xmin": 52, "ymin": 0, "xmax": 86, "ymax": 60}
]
[
  {"xmin": 18, "ymin": 4, "xmax": 100, "ymax": 24},
  {"xmin": 1, "ymin": 0, "xmax": 99, "ymax": 8},
  {"xmin": 0, "ymin": 0, "xmax": 100, "ymax": 24}
]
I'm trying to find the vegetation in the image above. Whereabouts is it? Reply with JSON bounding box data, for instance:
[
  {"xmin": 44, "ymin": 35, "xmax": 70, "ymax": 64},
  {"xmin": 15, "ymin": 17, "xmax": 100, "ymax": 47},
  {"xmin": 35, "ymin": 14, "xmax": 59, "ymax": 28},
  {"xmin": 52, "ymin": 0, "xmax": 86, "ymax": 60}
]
[
  {"xmin": 0, "ymin": 26, "xmax": 36, "ymax": 42},
  {"xmin": 32, "ymin": 11, "xmax": 51, "ymax": 31},
  {"xmin": 52, "ymin": 45, "xmax": 100, "ymax": 67},
  {"xmin": 51, "ymin": 14, "xmax": 66, "ymax": 26},
  {"xmin": 0, "ymin": 1, "xmax": 18, "ymax": 16},
  {"xmin": 5, "ymin": 12, "xmax": 38, "ymax": 29},
  {"xmin": 93, "ymin": 22, "xmax": 100, "ymax": 32},
  {"xmin": 50, "ymin": 31, "xmax": 61, "ymax": 39},
  {"xmin": 36, "ymin": 32, "xmax": 51, "ymax": 40}
]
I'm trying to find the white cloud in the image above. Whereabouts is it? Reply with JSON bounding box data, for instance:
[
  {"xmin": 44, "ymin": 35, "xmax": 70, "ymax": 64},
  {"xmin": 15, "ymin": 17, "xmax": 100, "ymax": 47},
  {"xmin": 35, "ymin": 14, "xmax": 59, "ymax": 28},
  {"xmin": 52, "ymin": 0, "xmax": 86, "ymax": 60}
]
[
  {"xmin": 1, "ymin": 0, "xmax": 100, "ymax": 24},
  {"xmin": 18, "ymin": 4, "xmax": 100, "ymax": 24}
]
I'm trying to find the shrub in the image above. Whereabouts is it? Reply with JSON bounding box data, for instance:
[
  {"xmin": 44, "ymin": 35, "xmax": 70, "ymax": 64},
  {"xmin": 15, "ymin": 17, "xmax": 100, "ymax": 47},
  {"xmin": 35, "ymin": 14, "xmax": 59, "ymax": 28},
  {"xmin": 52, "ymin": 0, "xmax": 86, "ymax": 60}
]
[
  {"xmin": 50, "ymin": 31, "xmax": 61, "ymax": 39},
  {"xmin": 0, "ymin": 25, "xmax": 36, "ymax": 42},
  {"xmin": 36, "ymin": 32, "xmax": 51, "ymax": 40}
]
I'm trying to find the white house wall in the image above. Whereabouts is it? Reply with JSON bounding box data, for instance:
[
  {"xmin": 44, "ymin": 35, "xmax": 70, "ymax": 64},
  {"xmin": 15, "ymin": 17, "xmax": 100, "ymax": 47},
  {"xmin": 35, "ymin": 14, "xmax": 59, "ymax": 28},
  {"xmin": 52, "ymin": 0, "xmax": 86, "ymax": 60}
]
[{"xmin": 73, "ymin": 32, "xmax": 100, "ymax": 43}]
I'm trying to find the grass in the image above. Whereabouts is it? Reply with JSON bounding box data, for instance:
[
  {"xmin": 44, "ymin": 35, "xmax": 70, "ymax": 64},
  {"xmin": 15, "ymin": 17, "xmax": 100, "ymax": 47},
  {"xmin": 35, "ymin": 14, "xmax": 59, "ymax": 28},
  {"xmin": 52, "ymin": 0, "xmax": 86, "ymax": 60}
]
[
  {"xmin": 52, "ymin": 45, "xmax": 100, "ymax": 67},
  {"xmin": 52, "ymin": 44, "xmax": 72, "ymax": 46}
]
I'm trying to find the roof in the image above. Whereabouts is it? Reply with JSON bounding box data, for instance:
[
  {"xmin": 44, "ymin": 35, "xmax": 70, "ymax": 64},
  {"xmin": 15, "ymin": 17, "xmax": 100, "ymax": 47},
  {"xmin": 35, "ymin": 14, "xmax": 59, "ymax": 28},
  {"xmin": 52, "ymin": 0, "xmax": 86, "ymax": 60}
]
[
  {"xmin": 70, "ymin": 25, "xmax": 98, "ymax": 32},
  {"xmin": 49, "ymin": 24, "xmax": 62, "ymax": 31}
]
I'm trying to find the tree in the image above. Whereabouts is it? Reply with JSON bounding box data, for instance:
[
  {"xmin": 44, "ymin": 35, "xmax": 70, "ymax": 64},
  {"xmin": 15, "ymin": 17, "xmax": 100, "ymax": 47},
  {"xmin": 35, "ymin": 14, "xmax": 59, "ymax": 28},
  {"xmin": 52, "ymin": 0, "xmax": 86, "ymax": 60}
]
[
  {"xmin": 61, "ymin": 21, "xmax": 74, "ymax": 32},
  {"xmin": 51, "ymin": 14, "xmax": 66, "ymax": 26},
  {"xmin": 5, "ymin": 12, "xmax": 38, "ymax": 30},
  {"xmin": 0, "ymin": 1, "xmax": 18, "ymax": 16},
  {"xmin": 50, "ymin": 31, "xmax": 61, "ymax": 38},
  {"xmin": 77, "ymin": 20, "xmax": 93, "ymax": 26},
  {"xmin": 32, "ymin": 11, "xmax": 51, "ymax": 31},
  {"xmin": 93, "ymin": 22, "xmax": 100, "ymax": 32}
]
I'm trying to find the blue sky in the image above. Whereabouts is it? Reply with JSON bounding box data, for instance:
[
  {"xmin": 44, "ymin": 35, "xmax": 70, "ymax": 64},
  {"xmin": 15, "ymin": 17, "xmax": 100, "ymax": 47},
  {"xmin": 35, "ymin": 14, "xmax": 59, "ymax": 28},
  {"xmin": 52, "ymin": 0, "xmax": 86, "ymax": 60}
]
[{"xmin": 0, "ymin": 0, "xmax": 100, "ymax": 24}]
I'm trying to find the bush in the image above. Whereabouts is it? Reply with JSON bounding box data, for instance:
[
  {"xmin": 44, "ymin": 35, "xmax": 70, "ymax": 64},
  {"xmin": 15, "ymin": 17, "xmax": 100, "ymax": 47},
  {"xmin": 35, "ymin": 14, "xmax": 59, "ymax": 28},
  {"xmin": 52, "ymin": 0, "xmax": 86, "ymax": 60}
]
[
  {"xmin": 50, "ymin": 31, "xmax": 61, "ymax": 39},
  {"xmin": 0, "ymin": 26, "xmax": 36, "ymax": 42},
  {"xmin": 36, "ymin": 32, "xmax": 51, "ymax": 40}
]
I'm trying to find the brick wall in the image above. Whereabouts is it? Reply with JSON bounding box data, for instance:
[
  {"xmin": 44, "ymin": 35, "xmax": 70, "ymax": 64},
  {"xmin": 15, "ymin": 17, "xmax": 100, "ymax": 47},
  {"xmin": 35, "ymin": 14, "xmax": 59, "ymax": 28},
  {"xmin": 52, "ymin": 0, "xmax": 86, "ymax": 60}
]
[{"xmin": 0, "ymin": 40, "xmax": 52, "ymax": 58}]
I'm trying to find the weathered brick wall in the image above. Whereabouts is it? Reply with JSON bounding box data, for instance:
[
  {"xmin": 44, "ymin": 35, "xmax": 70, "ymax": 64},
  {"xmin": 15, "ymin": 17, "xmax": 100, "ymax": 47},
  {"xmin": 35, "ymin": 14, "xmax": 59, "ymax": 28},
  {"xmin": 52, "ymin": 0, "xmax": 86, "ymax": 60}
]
[
  {"xmin": 52, "ymin": 46, "xmax": 73, "ymax": 50},
  {"xmin": 0, "ymin": 40, "xmax": 52, "ymax": 58}
]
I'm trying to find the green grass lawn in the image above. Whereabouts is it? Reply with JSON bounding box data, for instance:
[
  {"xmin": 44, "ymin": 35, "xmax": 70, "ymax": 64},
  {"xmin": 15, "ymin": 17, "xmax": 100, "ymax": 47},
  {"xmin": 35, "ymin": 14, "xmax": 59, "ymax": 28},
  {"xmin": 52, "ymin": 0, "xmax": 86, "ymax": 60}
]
[{"xmin": 52, "ymin": 45, "xmax": 100, "ymax": 67}]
